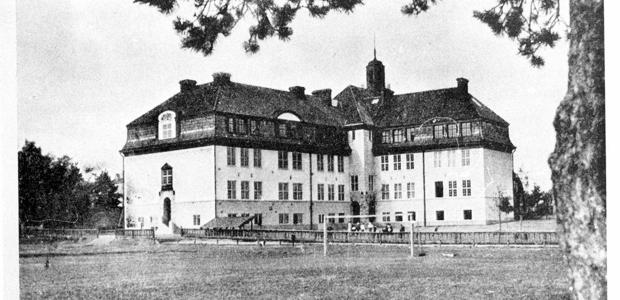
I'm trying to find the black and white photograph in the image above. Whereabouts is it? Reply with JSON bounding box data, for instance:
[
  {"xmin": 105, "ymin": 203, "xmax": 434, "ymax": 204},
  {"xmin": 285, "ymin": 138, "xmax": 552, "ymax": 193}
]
[{"xmin": 1, "ymin": 0, "xmax": 609, "ymax": 299}]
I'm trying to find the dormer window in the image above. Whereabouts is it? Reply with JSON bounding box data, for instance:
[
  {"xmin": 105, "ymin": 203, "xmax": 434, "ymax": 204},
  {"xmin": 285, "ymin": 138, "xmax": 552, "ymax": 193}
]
[
  {"xmin": 158, "ymin": 111, "xmax": 177, "ymax": 140},
  {"xmin": 161, "ymin": 163, "xmax": 173, "ymax": 191}
]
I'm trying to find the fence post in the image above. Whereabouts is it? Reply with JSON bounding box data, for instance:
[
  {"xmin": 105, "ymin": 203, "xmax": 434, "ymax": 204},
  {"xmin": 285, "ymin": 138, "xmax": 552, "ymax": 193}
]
[{"xmin": 97, "ymin": 229, "xmax": 100, "ymax": 238}]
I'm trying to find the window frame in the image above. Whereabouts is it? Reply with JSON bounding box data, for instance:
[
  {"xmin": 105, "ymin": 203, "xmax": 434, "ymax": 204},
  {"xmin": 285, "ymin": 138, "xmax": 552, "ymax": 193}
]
[
  {"xmin": 292, "ymin": 152, "xmax": 303, "ymax": 170},
  {"xmin": 394, "ymin": 183, "xmax": 402, "ymax": 199},
  {"xmin": 406, "ymin": 153, "xmax": 414, "ymax": 169},
  {"xmin": 327, "ymin": 184, "xmax": 335, "ymax": 201},
  {"xmin": 227, "ymin": 147, "xmax": 236, "ymax": 166},
  {"xmin": 293, "ymin": 183, "xmax": 303, "ymax": 200},
  {"xmin": 278, "ymin": 182, "xmax": 289, "ymax": 200},
  {"xmin": 241, "ymin": 181, "xmax": 250, "ymax": 199},
  {"xmin": 393, "ymin": 154, "xmax": 402, "ymax": 170},
  {"xmin": 161, "ymin": 164, "xmax": 173, "ymax": 191},
  {"xmin": 317, "ymin": 184, "xmax": 325, "ymax": 201},
  {"xmin": 448, "ymin": 180, "xmax": 457, "ymax": 197},
  {"xmin": 381, "ymin": 184, "xmax": 390, "ymax": 200},
  {"xmin": 253, "ymin": 149, "xmax": 262, "ymax": 168},
  {"xmin": 462, "ymin": 180, "xmax": 472, "ymax": 196},
  {"xmin": 338, "ymin": 184, "xmax": 345, "ymax": 201},
  {"xmin": 435, "ymin": 181, "xmax": 444, "ymax": 198},
  {"xmin": 436, "ymin": 210, "xmax": 445, "ymax": 221},
  {"xmin": 278, "ymin": 151, "xmax": 288, "ymax": 169},
  {"xmin": 240, "ymin": 148, "xmax": 249, "ymax": 167},
  {"xmin": 227, "ymin": 180, "xmax": 236, "ymax": 199},
  {"xmin": 254, "ymin": 181, "xmax": 262, "ymax": 200}
]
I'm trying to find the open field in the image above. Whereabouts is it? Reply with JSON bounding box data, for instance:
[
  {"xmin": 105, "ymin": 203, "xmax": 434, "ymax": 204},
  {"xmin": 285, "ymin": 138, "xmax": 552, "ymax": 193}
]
[{"xmin": 20, "ymin": 240, "xmax": 569, "ymax": 300}]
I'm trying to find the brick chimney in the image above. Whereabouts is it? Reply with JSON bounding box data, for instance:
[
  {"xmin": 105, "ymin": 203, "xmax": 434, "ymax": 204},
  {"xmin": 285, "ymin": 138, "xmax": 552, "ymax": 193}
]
[
  {"xmin": 179, "ymin": 79, "xmax": 197, "ymax": 93},
  {"xmin": 457, "ymin": 78, "xmax": 469, "ymax": 93},
  {"xmin": 212, "ymin": 72, "xmax": 232, "ymax": 86},
  {"xmin": 289, "ymin": 86, "xmax": 306, "ymax": 100},
  {"xmin": 311, "ymin": 89, "xmax": 332, "ymax": 106}
]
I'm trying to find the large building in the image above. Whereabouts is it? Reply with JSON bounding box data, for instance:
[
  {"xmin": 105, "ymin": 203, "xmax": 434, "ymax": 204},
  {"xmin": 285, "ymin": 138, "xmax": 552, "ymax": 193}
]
[{"xmin": 121, "ymin": 55, "xmax": 515, "ymax": 231}]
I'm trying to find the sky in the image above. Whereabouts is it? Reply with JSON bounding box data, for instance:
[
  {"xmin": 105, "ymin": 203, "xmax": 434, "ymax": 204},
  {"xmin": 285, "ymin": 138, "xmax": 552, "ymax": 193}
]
[{"xmin": 16, "ymin": 0, "xmax": 571, "ymax": 191}]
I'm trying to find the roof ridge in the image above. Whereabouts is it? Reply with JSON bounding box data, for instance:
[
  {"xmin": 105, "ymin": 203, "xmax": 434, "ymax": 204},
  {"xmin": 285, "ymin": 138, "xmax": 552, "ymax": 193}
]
[{"xmin": 394, "ymin": 87, "xmax": 457, "ymax": 97}]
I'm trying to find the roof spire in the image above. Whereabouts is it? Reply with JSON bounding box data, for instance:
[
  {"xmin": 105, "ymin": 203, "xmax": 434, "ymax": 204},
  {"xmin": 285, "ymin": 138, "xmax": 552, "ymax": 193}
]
[{"xmin": 373, "ymin": 34, "xmax": 376, "ymax": 60}]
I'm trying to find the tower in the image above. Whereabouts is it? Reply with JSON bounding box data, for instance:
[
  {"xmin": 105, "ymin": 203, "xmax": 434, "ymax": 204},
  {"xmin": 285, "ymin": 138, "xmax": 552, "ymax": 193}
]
[{"xmin": 366, "ymin": 48, "xmax": 385, "ymax": 95}]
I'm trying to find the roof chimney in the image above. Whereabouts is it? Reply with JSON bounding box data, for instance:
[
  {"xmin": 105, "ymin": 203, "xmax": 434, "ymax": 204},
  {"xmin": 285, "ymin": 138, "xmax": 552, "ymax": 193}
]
[
  {"xmin": 289, "ymin": 86, "xmax": 306, "ymax": 100},
  {"xmin": 212, "ymin": 72, "xmax": 232, "ymax": 86},
  {"xmin": 179, "ymin": 79, "xmax": 197, "ymax": 93},
  {"xmin": 311, "ymin": 89, "xmax": 332, "ymax": 106},
  {"xmin": 457, "ymin": 78, "xmax": 469, "ymax": 93}
]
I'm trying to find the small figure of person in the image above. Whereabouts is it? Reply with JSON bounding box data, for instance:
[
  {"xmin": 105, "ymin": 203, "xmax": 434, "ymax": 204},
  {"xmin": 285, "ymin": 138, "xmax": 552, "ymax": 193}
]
[
  {"xmin": 360, "ymin": 223, "xmax": 366, "ymax": 232},
  {"xmin": 387, "ymin": 224, "xmax": 393, "ymax": 233},
  {"xmin": 399, "ymin": 225, "xmax": 405, "ymax": 233},
  {"xmin": 367, "ymin": 222, "xmax": 374, "ymax": 232}
]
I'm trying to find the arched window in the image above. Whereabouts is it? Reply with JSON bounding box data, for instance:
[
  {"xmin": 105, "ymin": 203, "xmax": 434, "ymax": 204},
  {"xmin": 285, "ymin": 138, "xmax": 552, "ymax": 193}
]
[
  {"xmin": 161, "ymin": 163, "xmax": 173, "ymax": 191},
  {"xmin": 277, "ymin": 112, "xmax": 301, "ymax": 122},
  {"xmin": 158, "ymin": 111, "xmax": 177, "ymax": 140}
]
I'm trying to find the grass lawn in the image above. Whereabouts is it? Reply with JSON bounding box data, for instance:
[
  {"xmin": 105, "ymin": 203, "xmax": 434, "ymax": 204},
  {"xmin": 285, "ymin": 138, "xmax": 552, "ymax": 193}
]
[{"xmin": 20, "ymin": 241, "xmax": 570, "ymax": 300}]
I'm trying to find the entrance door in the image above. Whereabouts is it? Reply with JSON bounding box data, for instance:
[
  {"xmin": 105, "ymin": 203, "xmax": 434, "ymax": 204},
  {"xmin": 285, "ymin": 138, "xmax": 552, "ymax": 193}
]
[
  {"xmin": 163, "ymin": 198, "xmax": 171, "ymax": 226},
  {"xmin": 351, "ymin": 201, "xmax": 360, "ymax": 223}
]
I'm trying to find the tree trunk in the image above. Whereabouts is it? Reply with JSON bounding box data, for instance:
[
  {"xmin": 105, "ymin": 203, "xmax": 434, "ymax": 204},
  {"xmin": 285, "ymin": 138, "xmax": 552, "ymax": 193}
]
[{"xmin": 548, "ymin": 1, "xmax": 606, "ymax": 299}]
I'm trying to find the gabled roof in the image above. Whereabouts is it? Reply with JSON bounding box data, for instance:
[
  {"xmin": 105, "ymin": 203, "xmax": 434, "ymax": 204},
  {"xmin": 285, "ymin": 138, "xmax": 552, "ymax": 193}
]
[{"xmin": 333, "ymin": 85, "xmax": 378, "ymax": 126}]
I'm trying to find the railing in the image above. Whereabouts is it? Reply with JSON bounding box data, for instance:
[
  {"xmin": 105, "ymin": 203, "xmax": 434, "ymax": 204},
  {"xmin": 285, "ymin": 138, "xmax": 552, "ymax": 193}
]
[
  {"xmin": 115, "ymin": 229, "xmax": 155, "ymax": 238},
  {"xmin": 21, "ymin": 228, "xmax": 155, "ymax": 239},
  {"xmin": 180, "ymin": 229, "xmax": 558, "ymax": 245}
]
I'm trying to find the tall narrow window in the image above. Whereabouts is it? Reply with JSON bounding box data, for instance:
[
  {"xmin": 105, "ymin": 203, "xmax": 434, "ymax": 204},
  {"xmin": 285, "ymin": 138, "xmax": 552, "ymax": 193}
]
[
  {"xmin": 381, "ymin": 155, "xmax": 389, "ymax": 171},
  {"xmin": 279, "ymin": 213, "xmax": 289, "ymax": 224},
  {"xmin": 328, "ymin": 184, "xmax": 335, "ymax": 201},
  {"xmin": 393, "ymin": 129, "xmax": 405, "ymax": 143},
  {"xmin": 381, "ymin": 184, "xmax": 390, "ymax": 200},
  {"xmin": 317, "ymin": 184, "xmax": 325, "ymax": 201},
  {"xmin": 406, "ymin": 153, "xmax": 414, "ymax": 169},
  {"xmin": 317, "ymin": 154, "xmax": 324, "ymax": 171},
  {"xmin": 240, "ymin": 148, "xmax": 249, "ymax": 167},
  {"xmin": 461, "ymin": 149, "xmax": 470, "ymax": 166},
  {"xmin": 250, "ymin": 120, "xmax": 260, "ymax": 136},
  {"xmin": 292, "ymin": 152, "xmax": 303, "ymax": 170},
  {"xmin": 327, "ymin": 155, "xmax": 334, "ymax": 172},
  {"xmin": 434, "ymin": 151, "xmax": 442, "ymax": 168},
  {"xmin": 161, "ymin": 164, "xmax": 173, "ymax": 190},
  {"xmin": 278, "ymin": 183, "xmax": 289, "ymax": 200},
  {"xmin": 382, "ymin": 131, "xmax": 391, "ymax": 143},
  {"xmin": 254, "ymin": 182, "xmax": 262, "ymax": 200},
  {"xmin": 293, "ymin": 183, "xmax": 303, "ymax": 200},
  {"xmin": 447, "ymin": 124, "xmax": 458, "ymax": 137},
  {"xmin": 227, "ymin": 147, "xmax": 236, "ymax": 166},
  {"xmin": 193, "ymin": 215, "xmax": 201, "ymax": 226},
  {"xmin": 462, "ymin": 180, "xmax": 471, "ymax": 196},
  {"xmin": 448, "ymin": 180, "xmax": 457, "ymax": 197},
  {"xmin": 461, "ymin": 122, "xmax": 472, "ymax": 137},
  {"xmin": 253, "ymin": 149, "xmax": 262, "ymax": 167},
  {"xmin": 394, "ymin": 183, "xmax": 402, "ymax": 199},
  {"xmin": 368, "ymin": 175, "xmax": 375, "ymax": 191},
  {"xmin": 227, "ymin": 180, "xmax": 236, "ymax": 199},
  {"xmin": 382, "ymin": 212, "xmax": 391, "ymax": 222},
  {"xmin": 407, "ymin": 182, "xmax": 415, "ymax": 199},
  {"xmin": 278, "ymin": 151, "xmax": 288, "ymax": 169},
  {"xmin": 338, "ymin": 185, "xmax": 345, "ymax": 201},
  {"xmin": 318, "ymin": 214, "xmax": 325, "ymax": 224},
  {"xmin": 254, "ymin": 213, "xmax": 262, "ymax": 225},
  {"xmin": 447, "ymin": 150, "xmax": 456, "ymax": 167},
  {"xmin": 241, "ymin": 181, "xmax": 250, "ymax": 199},
  {"xmin": 434, "ymin": 125, "xmax": 446, "ymax": 139},
  {"xmin": 393, "ymin": 154, "xmax": 401, "ymax": 170},
  {"xmin": 351, "ymin": 130, "xmax": 356, "ymax": 140},
  {"xmin": 226, "ymin": 117, "xmax": 235, "ymax": 133},
  {"xmin": 407, "ymin": 127, "xmax": 415, "ymax": 142},
  {"xmin": 350, "ymin": 175, "xmax": 359, "ymax": 191},
  {"xmin": 159, "ymin": 111, "xmax": 176, "ymax": 140},
  {"xmin": 337, "ymin": 156, "xmax": 344, "ymax": 172},
  {"xmin": 237, "ymin": 119, "xmax": 247, "ymax": 134},
  {"xmin": 435, "ymin": 181, "xmax": 444, "ymax": 198}
]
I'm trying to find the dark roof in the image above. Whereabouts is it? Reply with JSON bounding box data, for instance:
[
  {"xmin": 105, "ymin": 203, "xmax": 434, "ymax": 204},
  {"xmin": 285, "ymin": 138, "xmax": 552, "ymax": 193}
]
[
  {"xmin": 128, "ymin": 82, "xmax": 344, "ymax": 127},
  {"xmin": 201, "ymin": 216, "xmax": 255, "ymax": 229},
  {"xmin": 333, "ymin": 85, "xmax": 378, "ymax": 126}
]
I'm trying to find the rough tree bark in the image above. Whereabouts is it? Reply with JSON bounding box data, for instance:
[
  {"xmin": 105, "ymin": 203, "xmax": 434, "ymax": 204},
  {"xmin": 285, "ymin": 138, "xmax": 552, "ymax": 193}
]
[{"xmin": 548, "ymin": 1, "xmax": 606, "ymax": 299}]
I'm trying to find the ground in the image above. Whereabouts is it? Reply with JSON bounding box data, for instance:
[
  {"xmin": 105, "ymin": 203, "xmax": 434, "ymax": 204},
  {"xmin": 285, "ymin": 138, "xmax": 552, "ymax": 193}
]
[{"xmin": 20, "ymin": 237, "xmax": 569, "ymax": 300}]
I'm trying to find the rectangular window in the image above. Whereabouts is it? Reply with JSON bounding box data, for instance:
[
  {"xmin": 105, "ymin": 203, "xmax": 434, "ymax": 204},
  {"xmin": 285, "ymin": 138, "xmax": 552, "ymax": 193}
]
[
  {"xmin": 368, "ymin": 175, "xmax": 375, "ymax": 191},
  {"xmin": 447, "ymin": 123, "xmax": 458, "ymax": 137},
  {"xmin": 381, "ymin": 131, "xmax": 391, "ymax": 143},
  {"xmin": 328, "ymin": 184, "xmax": 335, "ymax": 201},
  {"xmin": 293, "ymin": 213, "xmax": 303, "ymax": 225},
  {"xmin": 338, "ymin": 213, "xmax": 345, "ymax": 223},
  {"xmin": 406, "ymin": 153, "xmax": 414, "ymax": 169},
  {"xmin": 407, "ymin": 211, "xmax": 416, "ymax": 221},
  {"xmin": 253, "ymin": 149, "xmax": 262, "ymax": 167},
  {"xmin": 318, "ymin": 214, "xmax": 325, "ymax": 224},
  {"xmin": 278, "ymin": 183, "xmax": 289, "ymax": 200},
  {"xmin": 393, "ymin": 129, "xmax": 404, "ymax": 143},
  {"xmin": 393, "ymin": 154, "xmax": 401, "ymax": 170},
  {"xmin": 241, "ymin": 181, "xmax": 250, "ymax": 199},
  {"xmin": 227, "ymin": 117, "xmax": 235, "ymax": 133},
  {"xmin": 254, "ymin": 181, "xmax": 262, "ymax": 200},
  {"xmin": 461, "ymin": 149, "xmax": 470, "ymax": 166},
  {"xmin": 461, "ymin": 122, "xmax": 472, "ymax": 137},
  {"xmin": 381, "ymin": 155, "xmax": 389, "ymax": 171},
  {"xmin": 227, "ymin": 147, "xmax": 236, "ymax": 166},
  {"xmin": 227, "ymin": 213, "xmax": 237, "ymax": 218},
  {"xmin": 448, "ymin": 180, "xmax": 457, "ymax": 197},
  {"xmin": 337, "ymin": 156, "xmax": 344, "ymax": 172},
  {"xmin": 328, "ymin": 213, "xmax": 336, "ymax": 224},
  {"xmin": 434, "ymin": 151, "xmax": 442, "ymax": 168},
  {"xmin": 395, "ymin": 212, "xmax": 403, "ymax": 222},
  {"xmin": 350, "ymin": 175, "xmax": 359, "ymax": 191},
  {"xmin": 240, "ymin": 148, "xmax": 249, "ymax": 167},
  {"xmin": 464, "ymin": 210, "xmax": 472, "ymax": 220},
  {"xmin": 254, "ymin": 213, "xmax": 262, "ymax": 225},
  {"xmin": 279, "ymin": 213, "xmax": 289, "ymax": 224},
  {"xmin": 193, "ymin": 215, "xmax": 201, "ymax": 226},
  {"xmin": 447, "ymin": 150, "xmax": 456, "ymax": 167},
  {"xmin": 278, "ymin": 123, "xmax": 287, "ymax": 137},
  {"xmin": 338, "ymin": 185, "xmax": 345, "ymax": 201},
  {"xmin": 394, "ymin": 183, "xmax": 402, "ymax": 199},
  {"xmin": 382, "ymin": 212, "xmax": 391, "ymax": 222},
  {"xmin": 462, "ymin": 180, "xmax": 471, "ymax": 196},
  {"xmin": 327, "ymin": 155, "xmax": 334, "ymax": 172},
  {"xmin": 250, "ymin": 120, "xmax": 259, "ymax": 136},
  {"xmin": 227, "ymin": 180, "xmax": 236, "ymax": 199},
  {"xmin": 407, "ymin": 182, "xmax": 415, "ymax": 199},
  {"xmin": 162, "ymin": 123, "xmax": 172, "ymax": 139},
  {"xmin": 381, "ymin": 184, "xmax": 390, "ymax": 200},
  {"xmin": 317, "ymin": 184, "xmax": 325, "ymax": 201},
  {"xmin": 292, "ymin": 152, "xmax": 303, "ymax": 170},
  {"xmin": 407, "ymin": 127, "xmax": 415, "ymax": 142},
  {"xmin": 278, "ymin": 151, "xmax": 288, "ymax": 169},
  {"xmin": 434, "ymin": 125, "xmax": 446, "ymax": 139},
  {"xmin": 237, "ymin": 119, "xmax": 247, "ymax": 134},
  {"xmin": 435, "ymin": 181, "xmax": 444, "ymax": 198},
  {"xmin": 161, "ymin": 168, "xmax": 173, "ymax": 189},
  {"xmin": 317, "ymin": 154, "xmax": 324, "ymax": 171},
  {"xmin": 293, "ymin": 183, "xmax": 303, "ymax": 200},
  {"xmin": 436, "ymin": 211, "xmax": 445, "ymax": 221}
]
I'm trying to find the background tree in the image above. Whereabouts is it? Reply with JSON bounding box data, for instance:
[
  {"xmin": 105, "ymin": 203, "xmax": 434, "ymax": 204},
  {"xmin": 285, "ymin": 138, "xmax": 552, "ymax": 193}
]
[
  {"xmin": 512, "ymin": 171, "xmax": 526, "ymax": 221},
  {"xmin": 494, "ymin": 188, "xmax": 514, "ymax": 231},
  {"xmin": 136, "ymin": 0, "xmax": 605, "ymax": 298}
]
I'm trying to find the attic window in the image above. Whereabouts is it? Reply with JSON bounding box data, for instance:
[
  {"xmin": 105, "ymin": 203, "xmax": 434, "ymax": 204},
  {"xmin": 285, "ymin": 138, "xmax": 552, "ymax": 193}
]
[
  {"xmin": 158, "ymin": 111, "xmax": 176, "ymax": 140},
  {"xmin": 277, "ymin": 113, "xmax": 301, "ymax": 122}
]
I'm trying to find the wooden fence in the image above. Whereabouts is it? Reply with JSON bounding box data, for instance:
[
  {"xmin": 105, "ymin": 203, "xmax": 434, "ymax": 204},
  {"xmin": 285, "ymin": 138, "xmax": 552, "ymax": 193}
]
[
  {"xmin": 21, "ymin": 228, "xmax": 155, "ymax": 239},
  {"xmin": 180, "ymin": 229, "xmax": 558, "ymax": 245}
]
